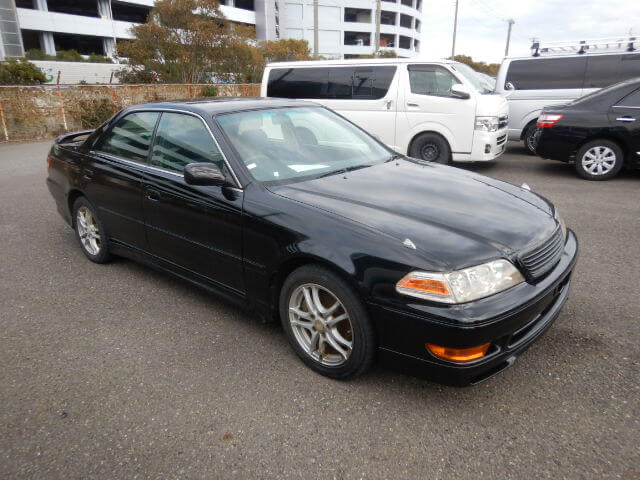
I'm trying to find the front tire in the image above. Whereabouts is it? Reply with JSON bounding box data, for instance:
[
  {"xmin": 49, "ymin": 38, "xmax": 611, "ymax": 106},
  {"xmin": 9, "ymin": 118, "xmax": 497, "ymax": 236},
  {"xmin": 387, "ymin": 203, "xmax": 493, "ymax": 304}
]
[
  {"xmin": 409, "ymin": 133, "xmax": 451, "ymax": 164},
  {"xmin": 574, "ymin": 139, "xmax": 624, "ymax": 181},
  {"xmin": 279, "ymin": 265, "xmax": 376, "ymax": 379},
  {"xmin": 72, "ymin": 197, "xmax": 111, "ymax": 263}
]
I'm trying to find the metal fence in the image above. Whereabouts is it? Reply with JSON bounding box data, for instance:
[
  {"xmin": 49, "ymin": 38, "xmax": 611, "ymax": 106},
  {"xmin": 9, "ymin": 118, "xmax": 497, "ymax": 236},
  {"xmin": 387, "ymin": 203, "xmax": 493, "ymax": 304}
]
[{"xmin": 0, "ymin": 83, "xmax": 261, "ymax": 142}]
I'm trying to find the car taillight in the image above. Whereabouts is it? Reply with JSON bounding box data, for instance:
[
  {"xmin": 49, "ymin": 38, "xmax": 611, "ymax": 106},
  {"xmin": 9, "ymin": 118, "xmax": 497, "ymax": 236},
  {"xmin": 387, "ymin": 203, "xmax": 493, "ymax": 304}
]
[{"xmin": 537, "ymin": 113, "xmax": 564, "ymax": 128}]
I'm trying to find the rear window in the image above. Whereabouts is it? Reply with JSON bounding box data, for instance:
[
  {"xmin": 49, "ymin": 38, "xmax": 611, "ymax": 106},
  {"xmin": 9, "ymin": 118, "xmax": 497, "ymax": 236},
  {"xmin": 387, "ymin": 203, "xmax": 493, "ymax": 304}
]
[
  {"xmin": 267, "ymin": 66, "xmax": 396, "ymax": 100},
  {"xmin": 506, "ymin": 57, "xmax": 587, "ymax": 90}
]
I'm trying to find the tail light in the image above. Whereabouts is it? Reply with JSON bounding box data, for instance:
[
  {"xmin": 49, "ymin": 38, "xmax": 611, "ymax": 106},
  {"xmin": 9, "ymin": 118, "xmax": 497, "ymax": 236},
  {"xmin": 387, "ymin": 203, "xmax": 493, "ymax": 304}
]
[
  {"xmin": 537, "ymin": 114, "xmax": 564, "ymax": 128},
  {"xmin": 47, "ymin": 156, "xmax": 54, "ymax": 169}
]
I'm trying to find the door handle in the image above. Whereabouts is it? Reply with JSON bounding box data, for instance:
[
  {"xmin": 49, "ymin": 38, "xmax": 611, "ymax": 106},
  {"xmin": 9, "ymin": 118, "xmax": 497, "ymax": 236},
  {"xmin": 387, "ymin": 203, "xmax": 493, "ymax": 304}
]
[
  {"xmin": 146, "ymin": 188, "xmax": 160, "ymax": 201},
  {"xmin": 83, "ymin": 169, "xmax": 93, "ymax": 180},
  {"xmin": 386, "ymin": 100, "xmax": 392, "ymax": 110},
  {"xmin": 616, "ymin": 116, "xmax": 636, "ymax": 122},
  {"xmin": 407, "ymin": 103, "xmax": 419, "ymax": 108}
]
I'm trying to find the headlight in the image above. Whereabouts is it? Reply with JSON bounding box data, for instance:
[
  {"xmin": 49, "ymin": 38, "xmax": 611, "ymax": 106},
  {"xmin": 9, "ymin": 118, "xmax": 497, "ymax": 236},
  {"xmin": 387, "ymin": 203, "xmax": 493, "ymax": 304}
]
[
  {"xmin": 475, "ymin": 116, "xmax": 500, "ymax": 132},
  {"xmin": 554, "ymin": 209, "xmax": 567, "ymax": 241},
  {"xmin": 396, "ymin": 260, "xmax": 525, "ymax": 304}
]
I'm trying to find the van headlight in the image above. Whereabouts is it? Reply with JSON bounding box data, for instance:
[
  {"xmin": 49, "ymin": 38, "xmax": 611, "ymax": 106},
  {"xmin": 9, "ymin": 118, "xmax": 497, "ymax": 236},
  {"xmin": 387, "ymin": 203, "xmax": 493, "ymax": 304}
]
[
  {"xmin": 554, "ymin": 209, "xmax": 567, "ymax": 240},
  {"xmin": 475, "ymin": 116, "xmax": 500, "ymax": 132},
  {"xmin": 396, "ymin": 260, "xmax": 525, "ymax": 304}
]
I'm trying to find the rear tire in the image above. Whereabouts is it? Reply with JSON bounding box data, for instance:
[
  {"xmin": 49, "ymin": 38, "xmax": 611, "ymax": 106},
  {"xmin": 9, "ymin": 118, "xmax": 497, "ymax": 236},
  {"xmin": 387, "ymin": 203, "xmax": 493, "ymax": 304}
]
[
  {"xmin": 72, "ymin": 197, "xmax": 111, "ymax": 263},
  {"xmin": 279, "ymin": 265, "xmax": 376, "ymax": 379},
  {"xmin": 523, "ymin": 124, "xmax": 540, "ymax": 155},
  {"xmin": 409, "ymin": 133, "xmax": 451, "ymax": 164},
  {"xmin": 574, "ymin": 139, "xmax": 624, "ymax": 181}
]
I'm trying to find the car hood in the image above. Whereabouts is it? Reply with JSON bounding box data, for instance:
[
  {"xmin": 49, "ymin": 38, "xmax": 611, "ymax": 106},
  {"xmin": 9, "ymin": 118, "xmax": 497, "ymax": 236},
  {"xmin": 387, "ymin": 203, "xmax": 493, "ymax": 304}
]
[
  {"xmin": 476, "ymin": 93, "xmax": 509, "ymax": 117},
  {"xmin": 268, "ymin": 159, "xmax": 557, "ymax": 271}
]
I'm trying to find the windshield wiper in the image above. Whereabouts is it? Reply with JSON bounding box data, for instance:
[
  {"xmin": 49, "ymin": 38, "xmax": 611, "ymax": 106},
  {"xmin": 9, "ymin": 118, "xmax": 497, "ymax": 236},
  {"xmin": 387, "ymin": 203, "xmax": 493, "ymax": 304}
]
[
  {"xmin": 315, "ymin": 164, "xmax": 372, "ymax": 179},
  {"xmin": 385, "ymin": 153, "xmax": 403, "ymax": 163}
]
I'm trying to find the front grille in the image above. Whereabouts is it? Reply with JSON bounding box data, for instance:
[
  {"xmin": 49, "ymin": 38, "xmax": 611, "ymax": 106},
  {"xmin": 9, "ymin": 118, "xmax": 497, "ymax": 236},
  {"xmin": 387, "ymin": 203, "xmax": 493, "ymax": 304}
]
[
  {"xmin": 497, "ymin": 134, "xmax": 507, "ymax": 145},
  {"xmin": 518, "ymin": 229, "xmax": 564, "ymax": 280},
  {"xmin": 498, "ymin": 115, "xmax": 509, "ymax": 129}
]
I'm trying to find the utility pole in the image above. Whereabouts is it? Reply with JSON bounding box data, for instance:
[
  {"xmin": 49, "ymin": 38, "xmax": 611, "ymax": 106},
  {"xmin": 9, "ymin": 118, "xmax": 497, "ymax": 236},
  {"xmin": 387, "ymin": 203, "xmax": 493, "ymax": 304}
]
[
  {"xmin": 374, "ymin": 0, "xmax": 381, "ymax": 54},
  {"xmin": 451, "ymin": 0, "xmax": 459, "ymax": 58},
  {"xmin": 504, "ymin": 18, "xmax": 515, "ymax": 56},
  {"xmin": 313, "ymin": 0, "xmax": 319, "ymax": 57}
]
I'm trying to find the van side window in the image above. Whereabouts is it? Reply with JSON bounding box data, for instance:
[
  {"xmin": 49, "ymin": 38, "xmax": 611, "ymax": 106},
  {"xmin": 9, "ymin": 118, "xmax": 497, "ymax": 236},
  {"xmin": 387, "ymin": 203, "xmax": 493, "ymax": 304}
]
[
  {"xmin": 584, "ymin": 55, "xmax": 623, "ymax": 88},
  {"xmin": 267, "ymin": 66, "xmax": 396, "ymax": 100},
  {"xmin": 408, "ymin": 65, "xmax": 458, "ymax": 97},
  {"xmin": 619, "ymin": 54, "xmax": 640, "ymax": 84},
  {"xmin": 505, "ymin": 57, "xmax": 587, "ymax": 90}
]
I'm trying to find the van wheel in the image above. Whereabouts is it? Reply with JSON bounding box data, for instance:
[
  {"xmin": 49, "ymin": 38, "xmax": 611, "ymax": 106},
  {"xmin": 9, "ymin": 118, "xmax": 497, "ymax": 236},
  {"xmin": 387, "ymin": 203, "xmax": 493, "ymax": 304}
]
[
  {"xmin": 574, "ymin": 140, "xmax": 624, "ymax": 181},
  {"xmin": 409, "ymin": 133, "xmax": 451, "ymax": 164},
  {"xmin": 523, "ymin": 125, "xmax": 540, "ymax": 155}
]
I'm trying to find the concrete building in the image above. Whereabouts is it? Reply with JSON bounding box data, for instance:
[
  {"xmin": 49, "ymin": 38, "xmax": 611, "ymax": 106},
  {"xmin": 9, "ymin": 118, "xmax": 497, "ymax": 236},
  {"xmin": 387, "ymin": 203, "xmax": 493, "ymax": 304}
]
[{"xmin": 0, "ymin": 0, "xmax": 422, "ymax": 61}]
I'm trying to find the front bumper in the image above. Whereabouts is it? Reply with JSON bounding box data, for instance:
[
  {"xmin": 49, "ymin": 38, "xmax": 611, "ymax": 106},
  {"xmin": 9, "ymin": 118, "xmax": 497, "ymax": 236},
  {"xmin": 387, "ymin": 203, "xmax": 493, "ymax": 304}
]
[
  {"xmin": 453, "ymin": 129, "xmax": 508, "ymax": 162},
  {"xmin": 370, "ymin": 230, "xmax": 579, "ymax": 386}
]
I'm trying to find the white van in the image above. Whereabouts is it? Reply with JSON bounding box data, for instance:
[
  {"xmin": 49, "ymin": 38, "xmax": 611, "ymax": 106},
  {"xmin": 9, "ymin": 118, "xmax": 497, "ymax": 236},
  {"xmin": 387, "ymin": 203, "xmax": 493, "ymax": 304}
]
[
  {"xmin": 261, "ymin": 59, "xmax": 509, "ymax": 164},
  {"xmin": 495, "ymin": 39, "xmax": 640, "ymax": 154}
]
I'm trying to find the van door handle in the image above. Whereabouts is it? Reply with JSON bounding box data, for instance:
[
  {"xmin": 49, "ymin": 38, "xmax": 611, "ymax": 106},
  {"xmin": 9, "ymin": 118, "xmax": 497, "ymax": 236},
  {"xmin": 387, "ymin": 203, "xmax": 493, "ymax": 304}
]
[
  {"xmin": 616, "ymin": 116, "xmax": 636, "ymax": 122},
  {"xmin": 146, "ymin": 188, "xmax": 160, "ymax": 201},
  {"xmin": 83, "ymin": 169, "xmax": 93, "ymax": 180},
  {"xmin": 407, "ymin": 103, "xmax": 419, "ymax": 108},
  {"xmin": 386, "ymin": 100, "xmax": 392, "ymax": 110}
]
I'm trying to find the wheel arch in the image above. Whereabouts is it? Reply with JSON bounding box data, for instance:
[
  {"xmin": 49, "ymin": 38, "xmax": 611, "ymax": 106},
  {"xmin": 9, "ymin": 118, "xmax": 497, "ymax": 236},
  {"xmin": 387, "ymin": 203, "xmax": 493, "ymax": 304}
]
[
  {"xmin": 67, "ymin": 189, "xmax": 87, "ymax": 228},
  {"xmin": 267, "ymin": 254, "xmax": 364, "ymax": 322},
  {"xmin": 519, "ymin": 118, "xmax": 538, "ymax": 140},
  {"xmin": 407, "ymin": 130, "xmax": 452, "ymax": 157}
]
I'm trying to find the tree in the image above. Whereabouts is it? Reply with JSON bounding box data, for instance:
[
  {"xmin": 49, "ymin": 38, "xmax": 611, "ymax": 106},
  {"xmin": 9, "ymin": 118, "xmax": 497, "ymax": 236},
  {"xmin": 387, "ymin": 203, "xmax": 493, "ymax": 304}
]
[
  {"xmin": 116, "ymin": 0, "xmax": 256, "ymax": 83},
  {"xmin": 0, "ymin": 58, "xmax": 47, "ymax": 85},
  {"xmin": 452, "ymin": 55, "xmax": 500, "ymax": 76}
]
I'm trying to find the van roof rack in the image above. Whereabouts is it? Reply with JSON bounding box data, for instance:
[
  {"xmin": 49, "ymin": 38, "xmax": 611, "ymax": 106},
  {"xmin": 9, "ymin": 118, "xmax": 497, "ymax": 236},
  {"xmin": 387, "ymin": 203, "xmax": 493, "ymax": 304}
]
[{"xmin": 530, "ymin": 36, "xmax": 637, "ymax": 57}]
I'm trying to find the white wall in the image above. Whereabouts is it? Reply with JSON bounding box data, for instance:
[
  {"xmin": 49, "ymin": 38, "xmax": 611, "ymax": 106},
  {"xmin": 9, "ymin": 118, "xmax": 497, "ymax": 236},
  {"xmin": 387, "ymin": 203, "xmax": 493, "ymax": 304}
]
[{"xmin": 32, "ymin": 61, "xmax": 124, "ymax": 84}]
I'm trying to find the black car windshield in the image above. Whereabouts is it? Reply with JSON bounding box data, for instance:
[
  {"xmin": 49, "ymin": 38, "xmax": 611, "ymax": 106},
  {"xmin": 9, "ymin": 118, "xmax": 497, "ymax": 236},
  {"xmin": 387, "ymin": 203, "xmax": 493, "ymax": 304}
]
[{"xmin": 216, "ymin": 106, "xmax": 392, "ymax": 185}]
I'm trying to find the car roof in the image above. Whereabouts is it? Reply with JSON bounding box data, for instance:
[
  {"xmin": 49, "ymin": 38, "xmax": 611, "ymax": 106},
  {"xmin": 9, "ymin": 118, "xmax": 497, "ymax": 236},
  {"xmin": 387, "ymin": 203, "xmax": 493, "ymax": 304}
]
[
  {"xmin": 123, "ymin": 97, "xmax": 317, "ymax": 116},
  {"xmin": 266, "ymin": 58, "xmax": 455, "ymax": 68}
]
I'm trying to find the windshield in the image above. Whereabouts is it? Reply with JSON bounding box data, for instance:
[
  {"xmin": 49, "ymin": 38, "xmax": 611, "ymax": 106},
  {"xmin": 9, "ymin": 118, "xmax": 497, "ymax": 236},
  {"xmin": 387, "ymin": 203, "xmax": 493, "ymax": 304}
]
[
  {"xmin": 452, "ymin": 63, "xmax": 494, "ymax": 94},
  {"xmin": 217, "ymin": 107, "xmax": 392, "ymax": 185}
]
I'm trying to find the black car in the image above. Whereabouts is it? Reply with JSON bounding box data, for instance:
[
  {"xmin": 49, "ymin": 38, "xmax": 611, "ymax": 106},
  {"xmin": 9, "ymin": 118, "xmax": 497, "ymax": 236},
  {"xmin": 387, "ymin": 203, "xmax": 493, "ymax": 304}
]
[
  {"xmin": 535, "ymin": 77, "xmax": 640, "ymax": 180},
  {"xmin": 46, "ymin": 98, "xmax": 578, "ymax": 385}
]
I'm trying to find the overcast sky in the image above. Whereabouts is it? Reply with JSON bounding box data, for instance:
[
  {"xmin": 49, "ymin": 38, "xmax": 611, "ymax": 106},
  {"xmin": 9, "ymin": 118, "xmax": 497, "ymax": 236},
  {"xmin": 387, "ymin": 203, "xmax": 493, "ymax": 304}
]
[{"xmin": 420, "ymin": 0, "xmax": 640, "ymax": 64}]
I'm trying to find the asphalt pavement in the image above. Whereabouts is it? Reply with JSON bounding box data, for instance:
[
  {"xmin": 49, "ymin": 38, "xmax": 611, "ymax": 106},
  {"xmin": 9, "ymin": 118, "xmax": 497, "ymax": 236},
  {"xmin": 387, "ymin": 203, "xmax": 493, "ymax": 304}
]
[{"xmin": 1, "ymin": 140, "xmax": 639, "ymax": 479}]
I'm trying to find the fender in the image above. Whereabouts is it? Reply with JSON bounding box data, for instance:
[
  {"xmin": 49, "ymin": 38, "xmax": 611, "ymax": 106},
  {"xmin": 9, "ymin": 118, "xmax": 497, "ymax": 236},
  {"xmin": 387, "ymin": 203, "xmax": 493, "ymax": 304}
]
[{"xmin": 399, "ymin": 121, "xmax": 457, "ymax": 155}]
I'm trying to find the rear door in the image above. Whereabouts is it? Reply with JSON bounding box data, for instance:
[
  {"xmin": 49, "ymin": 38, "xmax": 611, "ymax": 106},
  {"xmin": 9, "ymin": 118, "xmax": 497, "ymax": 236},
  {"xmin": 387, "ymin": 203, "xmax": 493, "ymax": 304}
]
[
  {"xmin": 142, "ymin": 111, "xmax": 245, "ymax": 293},
  {"xmin": 610, "ymin": 88, "xmax": 640, "ymax": 167},
  {"xmin": 88, "ymin": 111, "xmax": 160, "ymax": 249}
]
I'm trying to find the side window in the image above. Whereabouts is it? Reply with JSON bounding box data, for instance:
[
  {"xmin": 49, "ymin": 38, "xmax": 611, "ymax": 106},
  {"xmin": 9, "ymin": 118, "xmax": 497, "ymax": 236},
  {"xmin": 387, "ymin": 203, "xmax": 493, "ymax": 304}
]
[
  {"xmin": 619, "ymin": 54, "xmax": 640, "ymax": 83},
  {"xmin": 617, "ymin": 88, "xmax": 640, "ymax": 107},
  {"xmin": 505, "ymin": 57, "xmax": 587, "ymax": 90},
  {"xmin": 98, "ymin": 111, "xmax": 159, "ymax": 162},
  {"xmin": 151, "ymin": 113, "xmax": 225, "ymax": 173},
  {"xmin": 327, "ymin": 67, "xmax": 355, "ymax": 99},
  {"xmin": 267, "ymin": 68, "xmax": 329, "ymax": 99},
  {"xmin": 584, "ymin": 55, "xmax": 622, "ymax": 88},
  {"xmin": 408, "ymin": 65, "xmax": 458, "ymax": 97}
]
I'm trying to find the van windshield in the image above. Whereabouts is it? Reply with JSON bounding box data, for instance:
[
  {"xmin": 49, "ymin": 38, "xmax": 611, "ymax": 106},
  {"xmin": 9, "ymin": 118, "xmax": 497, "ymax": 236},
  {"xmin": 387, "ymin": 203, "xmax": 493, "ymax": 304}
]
[
  {"xmin": 217, "ymin": 106, "xmax": 393, "ymax": 185},
  {"xmin": 452, "ymin": 63, "xmax": 495, "ymax": 94}
]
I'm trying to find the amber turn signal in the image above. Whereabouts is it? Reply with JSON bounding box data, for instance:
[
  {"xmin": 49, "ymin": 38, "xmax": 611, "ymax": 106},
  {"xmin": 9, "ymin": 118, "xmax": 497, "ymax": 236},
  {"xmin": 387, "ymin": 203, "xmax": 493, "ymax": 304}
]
[
  {"xmin": 397, "ymin": 276, "xmax": 450, "ymax": 296},
  {"xmin": 426, "ymin": 342, "xmax": 491, "ymax": 363}
]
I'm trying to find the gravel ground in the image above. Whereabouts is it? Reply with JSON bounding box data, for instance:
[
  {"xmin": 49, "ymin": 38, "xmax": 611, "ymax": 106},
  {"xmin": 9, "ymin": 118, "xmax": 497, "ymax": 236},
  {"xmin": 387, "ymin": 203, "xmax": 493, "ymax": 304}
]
[{"xmin": 0, "ymin": 140, "xmax": 639, "ymax": 480}]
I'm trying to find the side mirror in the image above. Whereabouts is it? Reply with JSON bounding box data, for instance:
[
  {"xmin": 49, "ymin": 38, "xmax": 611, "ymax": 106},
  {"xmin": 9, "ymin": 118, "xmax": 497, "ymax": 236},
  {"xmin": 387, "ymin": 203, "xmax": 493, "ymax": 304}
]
[
  {"xmin": 451, "ymin": 83, "xmax": 471, "ymax": 99},
  {"xmin": 184, "ymin": 163, "xmax": 227, "ymax": 186},
  {"xmin": 504, "ymin": 81, "xmax": 515, "ymax": 91}
]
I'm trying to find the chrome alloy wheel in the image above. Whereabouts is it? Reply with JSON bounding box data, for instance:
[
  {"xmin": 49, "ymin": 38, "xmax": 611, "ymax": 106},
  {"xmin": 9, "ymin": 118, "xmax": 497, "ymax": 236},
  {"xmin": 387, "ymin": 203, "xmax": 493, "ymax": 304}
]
[
  {"xmin": 76, "ymin": 206, "xmax": 101, "ymax": 256},
  {"xmin": 288, "ymin": 283, "xmax": 353, "ymax": 367},
  {"xmin": 581, "ymin": 146, "xmax": 617, "ymax": 176}
]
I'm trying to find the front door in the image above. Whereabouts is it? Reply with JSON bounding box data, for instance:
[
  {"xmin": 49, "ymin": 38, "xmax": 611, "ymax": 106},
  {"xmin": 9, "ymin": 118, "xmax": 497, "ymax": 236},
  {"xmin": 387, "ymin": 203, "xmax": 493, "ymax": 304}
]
[
  {"xmin": 396, "ymin": 64, "xmax": 474, "ymax": 154},
  {"xmin": 610, "ymin": 87, "xmax": 640, "ymax": 168},
  {"xmin": 87, "ymin": 111, "xmax": 160, "ymax": 249},
  {"xmin": 142, "ymin": 111, "xmax": 244, "ymax": 293}
]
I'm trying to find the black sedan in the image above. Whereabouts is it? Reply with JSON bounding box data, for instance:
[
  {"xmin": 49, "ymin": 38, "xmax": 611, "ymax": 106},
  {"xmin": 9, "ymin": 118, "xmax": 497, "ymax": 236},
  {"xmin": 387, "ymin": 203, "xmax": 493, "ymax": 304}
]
[
  {"xmin": 536, "ymin": 77, "xmax": 640, "ymax": 180},
  {"xmin": 46, "ymin": 98, "xmax": 578, "ymax": 385}
]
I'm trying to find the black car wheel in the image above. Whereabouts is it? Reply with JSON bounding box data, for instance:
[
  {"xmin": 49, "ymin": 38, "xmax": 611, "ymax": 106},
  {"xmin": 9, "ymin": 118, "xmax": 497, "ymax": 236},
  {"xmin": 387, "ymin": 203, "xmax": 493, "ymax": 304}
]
[
  {"xmin": 523, "ymin": 124, "xmax": 540, "ymax": 155},
  {"xmin": 409, "ymin": 133, "xmax": 451, "ymax": 164},
  {"xmin": 575, "ymin": 140, "xmax": 624, "ymax": 181},
  {"xmin": 279, "ymin": 265, "xmax": 376, "ymax": 379},
  {"xmin": 72, "ymin": 197, "xmax": 111, "ymax": 263}
]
